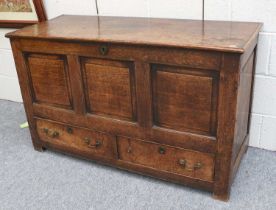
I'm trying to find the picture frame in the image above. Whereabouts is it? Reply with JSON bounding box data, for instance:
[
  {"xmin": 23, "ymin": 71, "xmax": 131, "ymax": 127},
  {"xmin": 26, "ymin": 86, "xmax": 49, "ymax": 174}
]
[{"xmin": 0, "ymin": 0, "xmax": 47, "ymax": 28}]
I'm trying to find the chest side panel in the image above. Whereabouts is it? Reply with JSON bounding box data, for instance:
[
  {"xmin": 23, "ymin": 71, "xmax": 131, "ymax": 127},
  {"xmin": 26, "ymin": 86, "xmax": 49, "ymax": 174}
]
[{"xmin": 233, "ymin": 52, "xmax": 255, "ymax": 160}]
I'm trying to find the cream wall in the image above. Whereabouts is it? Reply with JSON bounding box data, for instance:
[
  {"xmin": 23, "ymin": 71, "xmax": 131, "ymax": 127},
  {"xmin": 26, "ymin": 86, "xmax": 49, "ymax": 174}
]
[{"xmin": 0, "ymin": 0, "xmax": 275, "ymax": 151}]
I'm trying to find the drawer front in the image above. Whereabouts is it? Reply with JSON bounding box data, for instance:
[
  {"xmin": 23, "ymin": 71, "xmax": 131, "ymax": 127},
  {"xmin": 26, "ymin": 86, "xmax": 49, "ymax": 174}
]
[
  {"xmin": 36, "ymin": 119, "xmax": 116, "ymax": 159},
  {"xmin": 117, "ymin": 137, "xmax": 215, "ymax": 182}
]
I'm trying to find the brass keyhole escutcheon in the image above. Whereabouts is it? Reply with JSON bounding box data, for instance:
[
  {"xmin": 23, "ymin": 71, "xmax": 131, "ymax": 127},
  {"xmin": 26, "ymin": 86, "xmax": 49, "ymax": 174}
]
[
  {"xmin": 158, "ymin": 147, "xmax": 166, "ymax": 154},
  {"xmin": 43, "ymin": 128, "xmax": 49, "ymax": 134},
  {"xmin": 94, "ymin": 140, "xmax": 102, "ymax": 147},
  {"xmin": 66, "ymin": 127, "xmax": 73, "ymax": 134},
  {"xmin": 100, "ymin": 45, "xmax": 108, "ymax": 55}
]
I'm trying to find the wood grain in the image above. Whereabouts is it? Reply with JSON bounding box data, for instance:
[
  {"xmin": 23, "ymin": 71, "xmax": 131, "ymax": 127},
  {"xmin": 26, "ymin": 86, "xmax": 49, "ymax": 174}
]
[
  {"xmin": 81, "ymin": 58, "xmax": 136, "ymax": 121},
  {"xmin": 36, "ymin": 119, "xmax": 117, "ymax": 159},
  {"xmin": 152, "ymin": 65, "xmax": 218, "ymax": 135},
  {"xmin": 6, "ymin": 15, "xmax": 262, "ymax": 53},
  {"xmin": 117, "ymin": 136, "xmax": 215, "ymax": 182},
  {"xmin": 213, "ymin": 53, "xmax": 240, "ymax": 201},
  {"xmin": 26, "ymin": 54, "xmax": 72, "ymax": 109}
]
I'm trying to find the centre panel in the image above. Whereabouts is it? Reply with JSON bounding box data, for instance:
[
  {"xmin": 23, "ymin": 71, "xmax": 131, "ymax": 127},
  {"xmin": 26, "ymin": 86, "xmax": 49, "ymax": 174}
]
[
  {"xmin": 151, "ymin": 64, "xmax": 219, "ymax": 136},
  {"xmin": 81, "ymin": 58, "xmax": 137, "ymax": 122}
]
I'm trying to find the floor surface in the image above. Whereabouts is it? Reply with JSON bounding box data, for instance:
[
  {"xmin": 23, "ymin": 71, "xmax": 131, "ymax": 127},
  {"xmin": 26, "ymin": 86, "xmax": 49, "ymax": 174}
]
[{"xmin": 0, "ymin": 100, "xmax": 275, "ymax": 210}]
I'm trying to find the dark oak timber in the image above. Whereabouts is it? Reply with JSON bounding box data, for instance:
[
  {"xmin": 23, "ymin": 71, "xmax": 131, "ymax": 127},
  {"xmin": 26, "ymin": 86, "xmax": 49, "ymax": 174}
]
[{"xmin": 6, "ymin": 15, "xmax": 262, "ymax": 201}]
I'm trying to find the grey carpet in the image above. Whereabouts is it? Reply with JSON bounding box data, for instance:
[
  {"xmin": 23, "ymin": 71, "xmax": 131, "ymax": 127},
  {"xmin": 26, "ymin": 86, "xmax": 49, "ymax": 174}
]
[{"xmin": 0, "ymin": 99, "xmax": 275, "ymax": 210}]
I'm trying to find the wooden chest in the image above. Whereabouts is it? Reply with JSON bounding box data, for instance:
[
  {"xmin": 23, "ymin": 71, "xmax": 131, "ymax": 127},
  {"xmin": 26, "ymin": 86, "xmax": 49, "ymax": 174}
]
[{"xmin": 6, "ymin": 15, "xmax": 262, "ymax": 201}]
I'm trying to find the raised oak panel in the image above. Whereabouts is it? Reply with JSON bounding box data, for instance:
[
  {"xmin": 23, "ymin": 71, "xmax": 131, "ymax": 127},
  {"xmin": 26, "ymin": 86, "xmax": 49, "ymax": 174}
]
[
  {"xmin": 82, "ymin": 58, "xmax": 136, "ymax": 121},
  {"xmin": 151, "ymin": 65, "xmax": 218, "ymax": 136},
  {"xmin": 27, "ymin": 54, "xmax": 72, "ymax": 108}
]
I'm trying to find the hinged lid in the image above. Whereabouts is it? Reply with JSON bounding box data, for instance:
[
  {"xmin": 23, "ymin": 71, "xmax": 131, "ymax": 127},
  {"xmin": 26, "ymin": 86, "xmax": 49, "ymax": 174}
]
[{"xmin": 6, "ymin": 15, "xmax": 262, "ymax": 53}]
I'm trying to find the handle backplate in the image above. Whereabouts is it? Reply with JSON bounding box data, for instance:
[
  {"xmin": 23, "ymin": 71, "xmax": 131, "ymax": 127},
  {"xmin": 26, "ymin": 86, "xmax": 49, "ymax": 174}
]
[
  {"xmin": 178, "ymin": 159, "xmax": 203, "ymax": 171},
  {"xmin": 43, "ymin": 127, "xmax": 60, "ymax": 138},
  {"xmin": 83, "ymin": 137, "xmax": 102, "ymax": 149}
]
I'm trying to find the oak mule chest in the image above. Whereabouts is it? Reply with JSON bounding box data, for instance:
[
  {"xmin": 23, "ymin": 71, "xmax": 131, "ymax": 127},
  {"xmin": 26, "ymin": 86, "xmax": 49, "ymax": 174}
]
[{"xmin": 6, "ymin": 15, "xmax": 262, "ymax": 201}]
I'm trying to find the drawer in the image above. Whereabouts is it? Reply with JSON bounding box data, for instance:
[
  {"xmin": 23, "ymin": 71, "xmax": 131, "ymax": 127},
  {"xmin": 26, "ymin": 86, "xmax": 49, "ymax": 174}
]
[
  {"xmin": 117, "ymin": 137, "xmax": 215, "ymax": 182},
  {"xmin": 36, "ymin": 119, "xmax": 116, "ymax": 159}
]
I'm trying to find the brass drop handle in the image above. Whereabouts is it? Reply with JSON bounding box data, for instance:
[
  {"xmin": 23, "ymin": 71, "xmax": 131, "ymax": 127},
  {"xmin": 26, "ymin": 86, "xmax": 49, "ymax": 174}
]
[
  {"xmin": 179, "ymin": 159, "xmax": 187, "ymax": 166},
  {"xmin": 43, "ymin": 128, "xmax": 59, "ymax": 138},
  {"xmin": 99, "ymin": 45, "xmax": 108, "ymax": 55},
  {"xmin": 178, "ymin": 159, "xmax": 203, "ymax": 171},
  {"xmin": 194, "ymin": 162, "xmax": 203, "ymax": 170},
  {"xmin": 83, "ymin": 137, "xmax": 102, "ymax": 148},
  {"xmin": 84, "ymin": 137, "xmax": 90, "ymax": 144},
  {"xmin": 88, "ymin": 140, "xmax": 102, "ymax": 148}
]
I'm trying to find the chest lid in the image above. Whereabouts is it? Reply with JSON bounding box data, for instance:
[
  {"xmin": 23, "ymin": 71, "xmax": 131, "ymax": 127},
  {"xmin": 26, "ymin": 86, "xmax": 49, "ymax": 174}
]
[{"xmin": 6, "ymin": 15, "xmax": 262, "ymax": 53}]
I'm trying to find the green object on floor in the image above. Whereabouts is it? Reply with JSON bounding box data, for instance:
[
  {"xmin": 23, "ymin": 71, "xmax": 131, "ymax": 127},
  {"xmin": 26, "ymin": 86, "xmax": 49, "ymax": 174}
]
[{"xmin": 20, "ymin": 122, "xmax": 29, "ymax": 129}]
